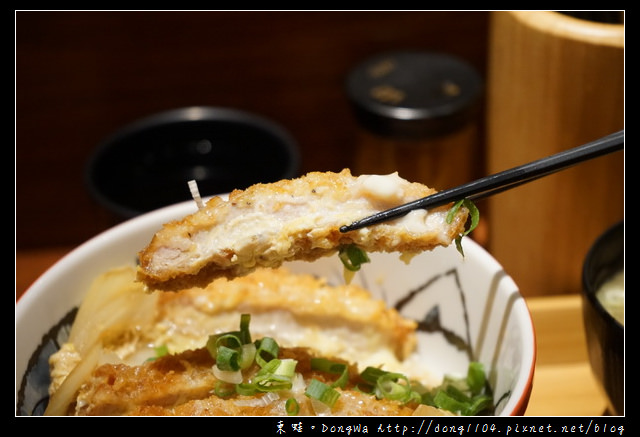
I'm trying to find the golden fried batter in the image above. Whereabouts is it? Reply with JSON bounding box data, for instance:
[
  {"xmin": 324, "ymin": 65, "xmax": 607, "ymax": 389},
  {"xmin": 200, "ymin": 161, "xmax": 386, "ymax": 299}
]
[
  {"xmin": 137, "ymin": 169, "xmax": 468, "ymax": 291},
  {"xmin": 74, "ymin": 347, "xmax": 433, "ymax": 416},
  {"xmin": 46, "ymin": 267, "xmax": 436, "ymax": 416},
  {"xmin": 153, "ymin": 267, "xmax": 418, "ymax": 362}
]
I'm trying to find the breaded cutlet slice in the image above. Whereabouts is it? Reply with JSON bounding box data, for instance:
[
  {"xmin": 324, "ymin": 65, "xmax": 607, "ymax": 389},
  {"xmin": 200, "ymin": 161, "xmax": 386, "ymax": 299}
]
[
  {"xmin": 152, "ymin": 267, "xmax": 419, "ymax": 363},
  {"xmin": 137, "ymin": 169, "xmax": 469, "ymax": 291},
  {"xmin": 73, "ymin": 346, "xmax": 452, "ymax": 416},
  {"xmin": 45, "ymin": 267, "xmax": 427, "ymax": 416}
]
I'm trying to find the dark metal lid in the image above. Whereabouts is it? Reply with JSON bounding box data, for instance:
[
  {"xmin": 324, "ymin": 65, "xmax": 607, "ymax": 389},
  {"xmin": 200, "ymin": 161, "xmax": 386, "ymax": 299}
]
[{"xmin": 346, "ymin": 51, "xmax": 483, "ymax": 139}]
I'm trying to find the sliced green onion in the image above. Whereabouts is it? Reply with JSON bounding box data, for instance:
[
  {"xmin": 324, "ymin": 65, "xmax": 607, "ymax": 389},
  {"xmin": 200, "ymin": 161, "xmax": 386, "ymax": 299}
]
[
  {"xmin": 305, "ymin": 379, "xmax": 340, "ymax": 408},
  {"xmin": 310, "ymin": 358, "xmax": 349, "ymax": 388},
  {"xmin": 235, "ymin": 382, "xmax": 259, "ymax": 396},
  {"xmin": 359, "ymin": 366, "xmax": 388, "ymax": 385},
  {"xmin": 272, "ymin": 358, "xmax": 298, "ymax": 378},
  {"xmin": 255, "ymin": 337, "xmax": 279, "ymax": 368},
  {"xmin": 285, "ymin": 398, "xmax": 300, "ymax": 416},
  {"xmin": 466, "ymin": 361, "xmax": 486, "ymax": 395},
  {"xmin": 154, "ymin": 344, "xmax": 169, "ymax": 357},
  {"xmin": 419, "ymin": 361, "xmax": 494, "ymax": 416},
  {"xmin": 375, "ymin": 372, "xmax": 417, "ymax": 403},
  {"xmin": 239, "ymin": 313, "xmax": 252, "ymax": 344},
  {"xmin": 206, "ymin": 314, "xmax": 253, "ymax": 360},
  {"xmin": 356, "ymin": 367, "xmax": 382, "ymax": 395},
  {"xmin": 252, "ymin": 358, "xmax": 297, "ymax": 391},
  {"xmin": 255, "ymin": 358, "xmax": 282, "ymax": 378},
  {"xmin": 433, "ymin": 389, "xmax": 468, "ymax": 413},
  {"xmin": 204, "ymin": 314, "xmax": 494, "ymax": 416},
  {"xmin": 446, "ymin": 199, "xmax": 480, "ymax": 257},
  {"xmin": 361, "ymin": 367, "xmax": 422, "ymax": 404},
  {"xmin": 206, "ymin": 332, "xmax": 241, "ymax": 359},
  {"xmin": 236, "ymin": 358, "xmax": 298, "ymax": 395},
  {"xmin": 338, "ymin": 245, "xmax": 370, "ymax": 272},
  {"xmin": 463, "ymin": 394, "xmax": 493, "ymax": 416},
  {"xmin": 239, "ymin": 343, "xmax": 257, "ymax": 370},
  {"xmin": 145, "ymin": 344, "xmax": 169, "ymax": 362},
  {"xmin": 216, "ymin": 345, "xmax": 241, "ymax": 371},
  {"xmin": 217, "ymin": 333, "xmax": 243, "ymax": 350},
  {"xmin": 443, "ymin": 383, "xmax": 470, "ymax": 402}
]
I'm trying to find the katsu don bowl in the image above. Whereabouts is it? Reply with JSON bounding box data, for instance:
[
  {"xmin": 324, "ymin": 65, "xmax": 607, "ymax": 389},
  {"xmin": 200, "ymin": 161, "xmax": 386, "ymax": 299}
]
[{"xmin": 16, "ymin": 197, "xmax": 536, "ymax": 416}]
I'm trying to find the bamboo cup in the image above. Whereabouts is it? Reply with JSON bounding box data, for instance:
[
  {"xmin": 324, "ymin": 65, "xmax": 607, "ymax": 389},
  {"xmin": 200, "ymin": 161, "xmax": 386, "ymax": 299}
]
[{"xmin": 486, "ymin": 11, "xmax": 624, "ymax": 297}]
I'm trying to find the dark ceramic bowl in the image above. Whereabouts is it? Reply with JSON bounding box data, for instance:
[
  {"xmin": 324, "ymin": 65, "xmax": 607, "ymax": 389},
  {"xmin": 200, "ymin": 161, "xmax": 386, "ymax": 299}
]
[
  {"xmin": 581, "ymin": 220, "xmax": 624, "ymax": 415},
  {"xmin": 85, "ymin": 106, "xmax": 300, "ymax": 219}
]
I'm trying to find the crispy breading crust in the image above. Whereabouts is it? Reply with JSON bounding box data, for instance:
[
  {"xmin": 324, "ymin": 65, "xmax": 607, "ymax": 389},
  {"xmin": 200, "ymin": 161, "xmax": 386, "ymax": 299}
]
[
  {"xmin": 46, "ymin": 266, "xmax": 424, "ymax": 416},
  {"xmin": 74, "ymin": 347, "xmax": 424, "ymax": 416},
  {"xmin": 137, "ymin": 169, "xmax": 469, "ymax": 291},
  {"xmin": 155, "ymin": 267, "xmax": 418, "ymax": 361}
]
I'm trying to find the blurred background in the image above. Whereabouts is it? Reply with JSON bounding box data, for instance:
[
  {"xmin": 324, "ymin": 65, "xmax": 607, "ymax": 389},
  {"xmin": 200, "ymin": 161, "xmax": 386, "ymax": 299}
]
[
  {"xmin": 16, "ymin": 11, "xmax": 491, "ymax": 248},
  {"xmin": 16, "ymin": 11, "xmax": 623, "ymax": 299}
]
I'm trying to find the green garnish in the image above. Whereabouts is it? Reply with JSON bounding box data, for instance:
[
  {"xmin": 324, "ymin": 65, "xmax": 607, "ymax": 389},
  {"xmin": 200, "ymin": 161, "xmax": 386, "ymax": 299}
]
[
  {"xmin": 358, "ymin": 362, "xmax": 493, "ymax": 415},
  {"xmin": 375, "ymin": 372, "xmax": 422, "ymax": 404},
  {"xmin": 447, "ymin": 199, "xmax": 480, "ymax": 257},
  {"xmin": 305, "ymin": 379, "xmax": 341, "ymax": 408},
  {"xmin": 420, "ymin": 361, "xmax": 494, "ymax": 416},
  {"xmin": 310, "ymin": 358, "xmax": 349, "ymax": 388},
  {"xmin": 254, "ymin": 337, "xmax": 279, "ymax": 368},
  {"xmin": 205, "ymin": 314, "xmax": 494, "ymax": 416},
  {"xmin": 338, "ymin": 244, "xmax": 370, "ymax": 271},
  {"xmin": 466, "ymin": 361, "xmax": 486, "ymax": 394},
  {"xmin": 285, "ymin": 398, "xmax": 300, "ymax": 416},
  {"xmin": 252, "ymin": 358, "xmax": 297, "ymax": 391},
  {"xmin": 208, "ymin": 318, "xmax": 295, "ymax": 395},
  {"xmin": 358, "ymin": 366, "xmax": 421, "ymax": 404},
  {"xmin": 145, "ymin": 344, "xmax": 169, "ymax": 362},
  {"xmin": 154, "ymin": 344, "xmax": 169, "ymax": 357}
]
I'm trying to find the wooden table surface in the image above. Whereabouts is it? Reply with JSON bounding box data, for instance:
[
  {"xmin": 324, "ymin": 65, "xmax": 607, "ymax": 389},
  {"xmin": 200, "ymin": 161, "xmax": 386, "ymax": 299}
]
[{"xmin": 15, "ymin": 246, "xmax": 609, "ymax": 416}]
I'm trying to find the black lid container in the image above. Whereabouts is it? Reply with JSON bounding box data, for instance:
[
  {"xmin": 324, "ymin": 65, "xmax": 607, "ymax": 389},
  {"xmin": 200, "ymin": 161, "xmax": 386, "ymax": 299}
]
[
  {"xmin": 345, "ymin": 51, "xmax": 486, "ymax": 245},
  {"xmin": 346, "ymin": 51, "xmax": 483, "ymax": 140}
]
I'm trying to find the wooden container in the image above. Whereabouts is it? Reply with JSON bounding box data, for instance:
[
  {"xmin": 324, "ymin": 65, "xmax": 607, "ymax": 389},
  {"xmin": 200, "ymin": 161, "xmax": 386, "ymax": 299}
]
[{"xmin": 486, "ymin": 11, "xmax": 624, "ymax": 297}]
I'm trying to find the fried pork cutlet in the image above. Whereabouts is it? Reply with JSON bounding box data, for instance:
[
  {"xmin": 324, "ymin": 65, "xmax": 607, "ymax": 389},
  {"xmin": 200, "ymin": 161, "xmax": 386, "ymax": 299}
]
[
  {"xmin": 73, "ymin": 346, "xmax": 451, "ymax": 416},
  {"xmin": 152, "ymin": 267, "xmax": 419, "ymax": 363},
  {"xmin": 45, "ymin": 266, "xmax": 434, "ymax": 416},
  {"xmin": 137, "ymin": 169, "xmax": 469, "ymax": 291}
]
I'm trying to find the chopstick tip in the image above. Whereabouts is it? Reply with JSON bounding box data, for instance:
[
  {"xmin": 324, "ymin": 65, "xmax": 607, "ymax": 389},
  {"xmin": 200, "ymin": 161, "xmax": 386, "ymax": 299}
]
[{"xmin": 339, "ymin": 224, "xmax": 353, "ymax": 233}]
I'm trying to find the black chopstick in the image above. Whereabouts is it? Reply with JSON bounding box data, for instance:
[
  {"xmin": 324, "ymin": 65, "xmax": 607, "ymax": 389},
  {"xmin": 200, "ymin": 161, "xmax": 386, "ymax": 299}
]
[{"xmin": 340, "ymin": 130, "xmax": 624, "ymax": 233}]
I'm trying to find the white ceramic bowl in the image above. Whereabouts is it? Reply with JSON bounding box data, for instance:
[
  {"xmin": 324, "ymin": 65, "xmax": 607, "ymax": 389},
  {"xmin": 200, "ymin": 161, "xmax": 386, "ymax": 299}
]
[{"xmin": 16, "ymin": 199, "xmax": 536, "ymax": 416}]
